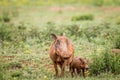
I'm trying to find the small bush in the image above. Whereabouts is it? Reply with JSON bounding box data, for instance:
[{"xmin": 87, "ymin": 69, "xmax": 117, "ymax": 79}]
[
  {"xmin": 2, "ymin": 11, "xmax": 11, "ymax": 22},
  {"xmin": 11, "ymin": 71, "xmax": 22, "ymax": 77},
  {"xmin": 71, "ymin": 14, "xmax": 94, "ymax": 21},
  {"xmin": 89, "ymin": 50, "xmax": 120, "ymax": 76},
  {"xmin": 89, "ymin": 54, "xmax": 105, "ymax": 75},
  {"xmin": 0, "ymin": 9, "xmax": 19, "ymax": 22},
  {"xmin": 3, "ymin": 15, "xmax": 10, "ymax": 22}
]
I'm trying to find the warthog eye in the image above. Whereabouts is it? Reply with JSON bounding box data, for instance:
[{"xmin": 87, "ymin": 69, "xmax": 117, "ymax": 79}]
[{"xmin": 56, "ymin": 39, "xmax": 60, "ymax": 45}]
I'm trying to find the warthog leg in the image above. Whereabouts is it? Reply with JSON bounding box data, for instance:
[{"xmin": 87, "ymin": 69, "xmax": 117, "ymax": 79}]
[
  {"xmin": 60, "ymin": 61, "xmax": 67, "ymax": 77},
  {"xmin": 53, "ymin": 62, "xmax": 58, "ymax": 77}
]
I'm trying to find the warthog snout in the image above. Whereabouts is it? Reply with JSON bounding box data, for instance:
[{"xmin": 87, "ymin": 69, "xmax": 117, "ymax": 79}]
[{"xmin": 85, "ymin": 65, "xmax": 89, "ymax": 70}]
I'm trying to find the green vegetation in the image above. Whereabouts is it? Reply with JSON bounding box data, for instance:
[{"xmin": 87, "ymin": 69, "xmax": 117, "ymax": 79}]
[
  {"xmin": 0, "ymin": 0, "xmax": 120, "ymax": 80},
  {"xmin": 90, "ymin": 51, "xmax": 120, "ymax": 76},
  {"xmin": 71, "ymin": 14, "xmax": 94, "ymax": 21}
]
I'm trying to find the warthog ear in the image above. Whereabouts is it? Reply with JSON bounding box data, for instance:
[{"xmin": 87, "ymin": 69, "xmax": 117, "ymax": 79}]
[
  {"xmin": 51, "ymin": 33, "xmax": 57, "ymax": 40},
  {"xmin": 79, "ymin": 58, "xmax": 84, "ymax": 64}
]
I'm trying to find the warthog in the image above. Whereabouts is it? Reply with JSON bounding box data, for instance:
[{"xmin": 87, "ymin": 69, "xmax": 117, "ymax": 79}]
[
  {"xmin": 70, "ymin": 57, "xmax": 89, "ymax": 77},
  {"xmin": 49, "ymin": 34, "xmax": 74, "ymax": 77}
]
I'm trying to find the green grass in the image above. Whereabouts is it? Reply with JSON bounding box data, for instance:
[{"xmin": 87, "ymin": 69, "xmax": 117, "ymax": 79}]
[{"xmin": 0, "ymin": 3, "xmax": 120, "ymax": 80}]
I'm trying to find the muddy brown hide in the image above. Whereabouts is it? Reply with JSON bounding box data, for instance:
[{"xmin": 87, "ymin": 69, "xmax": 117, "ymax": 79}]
[
  {"xmin": 49, "ymin": 34, "xmax": 74, "ymax": 77},
  {"xmin": 70, "ymin": 57, "xmax": 89, "ymax": 77}
]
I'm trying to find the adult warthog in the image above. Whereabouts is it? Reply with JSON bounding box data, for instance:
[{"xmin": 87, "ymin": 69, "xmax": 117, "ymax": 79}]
[{"xmin": 49, "ymin": 34, "xmax": 74, "ymax": 77}]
